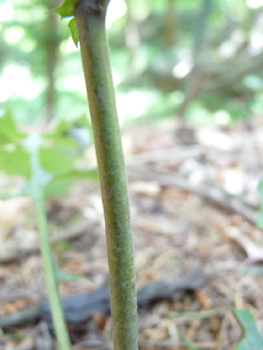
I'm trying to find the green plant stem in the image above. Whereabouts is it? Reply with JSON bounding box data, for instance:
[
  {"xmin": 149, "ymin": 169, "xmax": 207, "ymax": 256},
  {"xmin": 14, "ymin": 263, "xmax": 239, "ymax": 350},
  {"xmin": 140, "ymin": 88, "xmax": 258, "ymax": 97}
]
[
  {"xmin": 31, "ymin": 151, "xmax": 71, "ymax": 350},
  {"xmin": 74, "ymin": 2, "xmax": 138, "ymax": 350}
]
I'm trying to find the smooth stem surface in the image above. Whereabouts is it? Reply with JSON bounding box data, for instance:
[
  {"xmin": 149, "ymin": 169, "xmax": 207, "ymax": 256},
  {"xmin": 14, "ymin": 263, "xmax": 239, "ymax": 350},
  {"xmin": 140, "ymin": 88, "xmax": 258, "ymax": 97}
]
[
  {"xmin": 31, "ymin": 151, "xmax": 71, "ymax": 350},
  {"xmin": 74, "ymin": 2, "xmax": 138, "ymax": 350}
]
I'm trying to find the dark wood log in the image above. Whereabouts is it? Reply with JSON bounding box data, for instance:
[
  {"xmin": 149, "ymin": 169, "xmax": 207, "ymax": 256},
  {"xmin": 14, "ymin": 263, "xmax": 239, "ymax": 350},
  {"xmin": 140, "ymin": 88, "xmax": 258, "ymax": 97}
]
[{"xmin": 0, "ymin": 269, "xmax": 207, "ymax": 329}]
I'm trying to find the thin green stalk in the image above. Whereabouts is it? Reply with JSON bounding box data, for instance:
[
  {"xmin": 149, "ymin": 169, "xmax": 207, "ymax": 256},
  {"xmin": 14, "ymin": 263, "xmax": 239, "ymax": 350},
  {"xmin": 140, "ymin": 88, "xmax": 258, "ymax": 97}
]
[
  {"xmin": 74, "ymin": 1, "xmax": 138, "ymax": 350},
  {"xmin": 30, "ymin": 148, "xmax": 72, "ymax": 350}
]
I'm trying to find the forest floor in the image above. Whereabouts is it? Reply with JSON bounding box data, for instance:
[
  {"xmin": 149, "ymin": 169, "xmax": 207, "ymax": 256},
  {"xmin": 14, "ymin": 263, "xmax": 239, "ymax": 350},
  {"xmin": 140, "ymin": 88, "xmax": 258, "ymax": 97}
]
[{"xmin": 0, "ymin": 116, "xmax": 263, "ymax": 350}]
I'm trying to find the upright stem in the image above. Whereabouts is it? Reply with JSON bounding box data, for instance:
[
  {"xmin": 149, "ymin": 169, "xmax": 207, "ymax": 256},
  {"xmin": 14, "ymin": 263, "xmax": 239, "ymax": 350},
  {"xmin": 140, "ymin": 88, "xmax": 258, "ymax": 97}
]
[
  {"xmin": 31, "ymin": 149, "xmax": 71, "ymax": 350},
  {"xmin": 74, "ymin": 2, "xmax": 138, "ymax": 350}
]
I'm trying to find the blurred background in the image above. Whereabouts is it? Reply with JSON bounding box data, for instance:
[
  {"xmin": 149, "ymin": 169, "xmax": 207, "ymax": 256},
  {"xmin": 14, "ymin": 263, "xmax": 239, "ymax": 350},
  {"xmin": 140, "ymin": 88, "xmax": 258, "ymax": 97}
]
[{"xmin": 1, "ymin": 0, "xmax": 263, "ymax": 126}]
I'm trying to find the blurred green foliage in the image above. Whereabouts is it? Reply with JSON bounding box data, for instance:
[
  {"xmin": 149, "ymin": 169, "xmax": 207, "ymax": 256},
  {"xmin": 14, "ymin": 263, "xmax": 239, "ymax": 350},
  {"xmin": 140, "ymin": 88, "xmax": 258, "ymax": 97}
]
[
  {"xmin": 1, "ymin": 0, "xmax": 263, "ymax": 125},
  {"xmin": 0, "ymin": 109, "xmax": 97, "ymax": 197}
]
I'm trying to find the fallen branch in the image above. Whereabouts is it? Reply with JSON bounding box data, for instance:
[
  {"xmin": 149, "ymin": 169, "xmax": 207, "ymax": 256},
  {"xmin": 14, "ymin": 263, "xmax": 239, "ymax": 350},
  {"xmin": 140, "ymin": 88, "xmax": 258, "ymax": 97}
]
[
  {"xmin": 0, "ymin": 220, "xmax": 98, "ymax": 263},
  {"xmin": 126, "ymin": 147, "xmax": 202, "ymax": 166},
  {"xmin": 128, "ymin": 170, "xmax": 259, "ymax": 226},
  {"xmin": 225, "ymin": 226, "xmax": 263, "ymax": 263},
  {"xmin": 0, "ymin": 269, "xmax": 207, "ymax": 329}
]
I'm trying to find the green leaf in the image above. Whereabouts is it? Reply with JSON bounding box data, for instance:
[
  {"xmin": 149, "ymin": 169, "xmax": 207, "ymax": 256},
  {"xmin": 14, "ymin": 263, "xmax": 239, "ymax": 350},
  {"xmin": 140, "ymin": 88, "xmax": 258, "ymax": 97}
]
[
  {"xmin": 58, "ymin": 272, "xmax": 86, "ymax": 282},
  {"xmin": 0, "ymin": 110, "xmax": 25, "ymax": 145},
  {"xmin": 53, "ymin": 0, "xmax": 79, "ymax": 18},
  {"xmin": 53, "ymin": 258, "xmax": 86, "ymax": 282},
  {"xmin": 233, "ymin": 309, "xmax": 263, "ymax": 350},
  {"xmin": 44, "ymin": 168, "xmax": 98, "ymax": 197},
  {"xmin": 257, "ymin": 179, "xmax": 263, "ymax": 229},
  {"xmin": 53, "ymin": 0, "xmax": 79, "ymax": 46},
  {"xmin": 46, "ymin": 119, "xmax": 74, "ymax": 138},
  {"xmin": 0, "ymin": 115, "xmax": 96, "ymax": 199},
  {"xmin": 56, "ymin": 269, "xmax": 86, "ymax": 282},
  {"xmin": 44, "ymin": 116, "xmax": 92, "ymax": 150},
  {"xmin": 39, "ymin": 135, "xmax": 79, "ymax": 178},
  {"xmin": 0, "ymin": 111, "xmax": 29, "ymax": 178},
  {"xmin": 43, "ymin": 176, "xmax": 72, "ymax": 197},
  {"xmin": 0, "ymin": 146, "xmax": 31, "ymax": 178},
  {"xmin": 68, "ymin": 18, "xmax": 79, "ymax": 47}
]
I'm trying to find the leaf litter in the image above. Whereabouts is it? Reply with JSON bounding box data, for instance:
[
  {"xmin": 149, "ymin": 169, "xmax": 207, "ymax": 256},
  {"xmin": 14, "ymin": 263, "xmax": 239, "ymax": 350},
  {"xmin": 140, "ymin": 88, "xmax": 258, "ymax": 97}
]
[{"xmin": 0, "ymin": 117, "xmax": 263, "ymax": 350}]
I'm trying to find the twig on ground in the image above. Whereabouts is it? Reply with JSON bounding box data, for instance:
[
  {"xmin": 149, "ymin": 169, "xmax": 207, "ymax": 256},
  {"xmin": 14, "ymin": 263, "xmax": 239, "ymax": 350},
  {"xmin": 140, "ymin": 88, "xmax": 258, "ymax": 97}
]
[
  {"xmin": 0, "ymin": 220, "xmax": 98, "ymax": 263},
  {"xmin": 128, "ymin": 170, "xmax": 259, "ymax": 226}
]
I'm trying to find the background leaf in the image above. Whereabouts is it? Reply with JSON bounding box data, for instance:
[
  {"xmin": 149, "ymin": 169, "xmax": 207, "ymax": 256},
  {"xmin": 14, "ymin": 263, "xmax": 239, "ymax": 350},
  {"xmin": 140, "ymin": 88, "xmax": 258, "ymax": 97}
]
[
  {"xmin": 0, "ymin": 110, "xmax": 24, "ymax": 145},
  {"xmin": 0, "ymin": 146, "xmax": 30, "ymax": 178},
  {"xmin": 0, "ymin": 111, "xmax": 97, "ymax": 198},
  {"xmin": 233, "ymin": 309, "xmax": 263, "ymax": 350},
  {"xmin": 39, "ymin": 138, "xmax": 79, "ymax": 177},
  {"xmin": 44, "ymin": 169, "xmax": 98, "ymax": 197}
]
